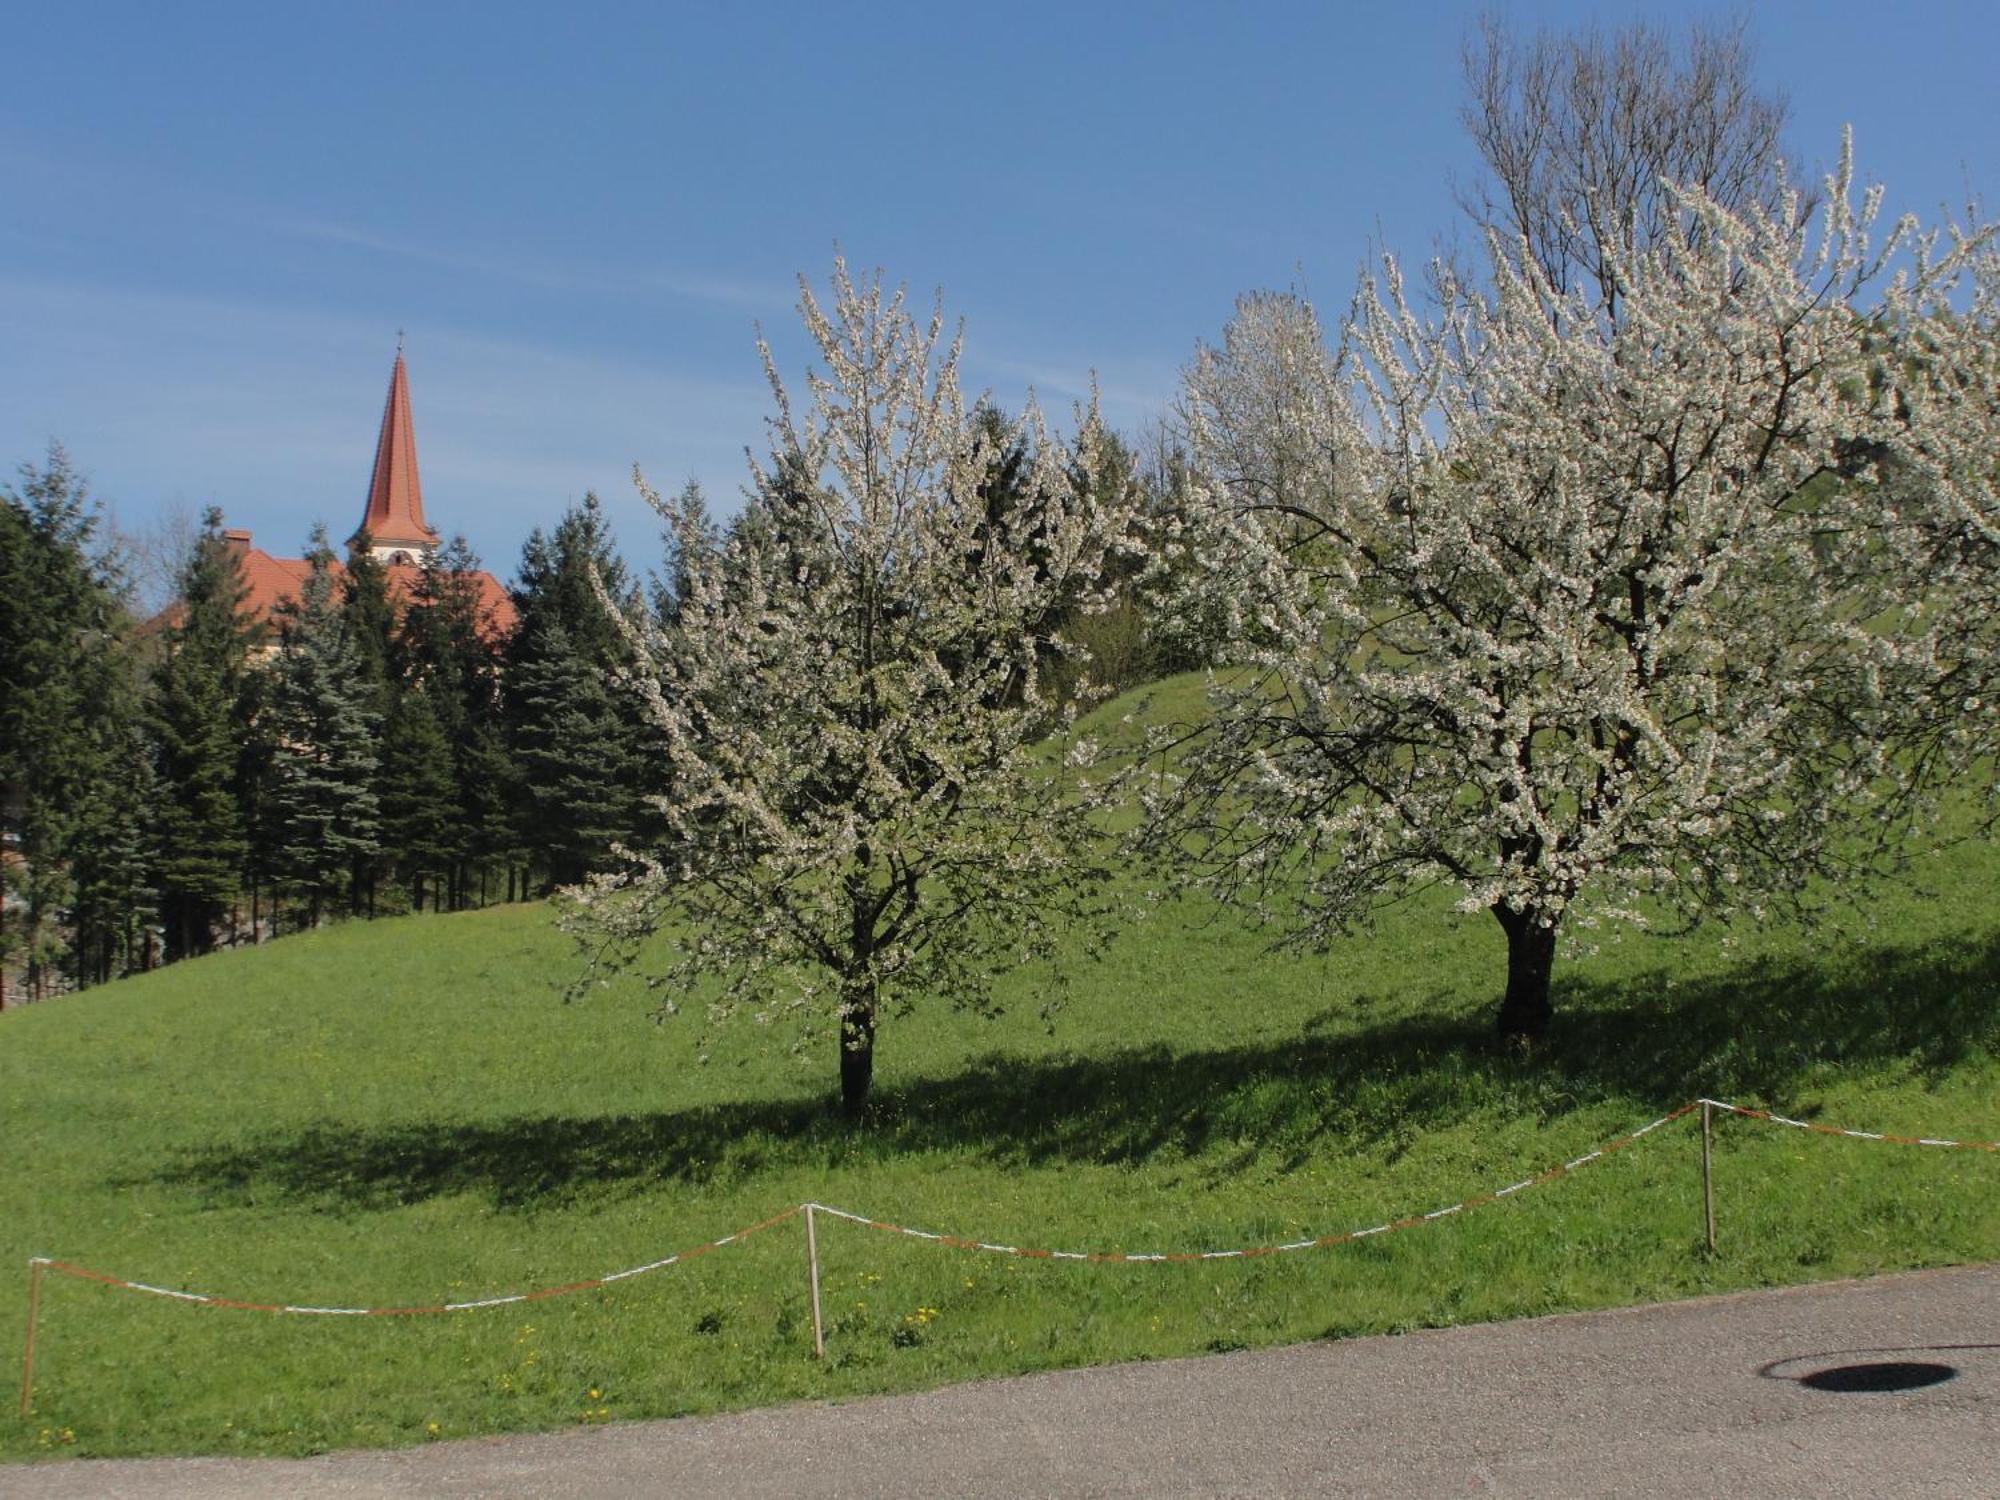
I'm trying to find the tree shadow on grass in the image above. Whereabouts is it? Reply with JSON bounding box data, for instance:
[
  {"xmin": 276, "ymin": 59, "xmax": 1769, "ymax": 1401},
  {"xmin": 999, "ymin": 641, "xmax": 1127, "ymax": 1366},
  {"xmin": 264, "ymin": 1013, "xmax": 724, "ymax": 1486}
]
[{"xmin": 141, "ymin": 928, "xmax": 2000, "ymax": 1213}]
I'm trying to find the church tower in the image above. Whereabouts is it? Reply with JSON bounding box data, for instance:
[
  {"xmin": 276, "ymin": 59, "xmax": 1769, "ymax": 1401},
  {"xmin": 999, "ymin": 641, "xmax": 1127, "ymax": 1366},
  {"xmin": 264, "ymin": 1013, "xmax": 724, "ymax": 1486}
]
[{"xmin": 353, "ymin": 340, "xmax": 440, "ymax": 563}]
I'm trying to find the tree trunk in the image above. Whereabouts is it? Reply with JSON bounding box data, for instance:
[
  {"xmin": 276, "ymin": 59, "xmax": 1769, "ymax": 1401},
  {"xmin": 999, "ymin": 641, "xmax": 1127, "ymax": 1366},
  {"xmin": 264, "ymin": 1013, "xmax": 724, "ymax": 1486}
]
[
  {"xmin": 1493, "ymin": 903, "xmax": 1557, "ymax": 1040},
  {"xmin": 165, "ymin": 897, "xmax": 188, "ymax": 963},
  {"xmin": 840, "ymin": 980, "xmax": 877, "ymax": 1116}
]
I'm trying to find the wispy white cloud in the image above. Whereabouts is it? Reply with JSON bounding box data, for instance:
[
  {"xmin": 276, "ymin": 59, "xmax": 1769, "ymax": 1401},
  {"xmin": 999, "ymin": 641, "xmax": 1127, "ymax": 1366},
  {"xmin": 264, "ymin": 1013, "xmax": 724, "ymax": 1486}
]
[
  {"xmin": 283, "ymin": 219, "xmax": 791, "ymax": 313},
  {"xmin": 0, "ymin": 271, "xmax": 770, "ymax": 568},
  {"xmin": 971, "ymin": 351, "xmax": 1180, "ymax": 438},
  {"xmin": 0, "ymin": 258, "xmax": 1187, "ymax": 583},
  {"xmin": 634, "ymin": 267, "xmax": 797, "ymax": 314}
]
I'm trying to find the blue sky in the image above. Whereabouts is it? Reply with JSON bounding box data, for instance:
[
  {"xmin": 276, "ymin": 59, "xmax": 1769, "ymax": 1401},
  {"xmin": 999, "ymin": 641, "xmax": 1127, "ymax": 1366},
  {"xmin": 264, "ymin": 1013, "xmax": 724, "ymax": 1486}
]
[{"xmin": 4, "ymin": 1, "xmax": 1995, "ymax": 585}]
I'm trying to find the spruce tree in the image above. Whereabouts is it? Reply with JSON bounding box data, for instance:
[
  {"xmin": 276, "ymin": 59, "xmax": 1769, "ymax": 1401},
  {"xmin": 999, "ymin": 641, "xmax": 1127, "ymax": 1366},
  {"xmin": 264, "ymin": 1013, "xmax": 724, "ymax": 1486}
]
[
  {"xmin": 457, "ymin": 714, "xmax": 518, "ymax": 907},
  {"xmin": 506, "ymin": 616, "xmax": 638, "ymax": 887},
  {"xmin": 341, "ymin": 535, "xmax": 400, "ymax": 914},
  {"xmin": 234, "ymin": 641, "xmax": 280, "ymax": 937},
  {"xmin": 650, "ymin": 480, "xmax": 717, "ymax": 628},
  {"xmin": 0, "ymin": 447, "xmax": 146, "ymax": 999},
  {"xmin": 149, "ymin": 508, "xmax": 257, "ymax": 959},
  {"xmin": 267, "ymin": 528, "xmax": 381, "ymax": 927},
  {"xmin": 503, "ymin": 496, "xmax": 648, "ymax": 891},
  {"xmin": 341, "ymin": 533, "xmax": 399, "ymax": 713},
  {"xmin": 377, "ymin": 683, "xmax": 456, "ymax": 913},
  {"xmin": 395, "ymin": 536, "xmax": 508, "ymax": 909},
  {"xmin": 69, "ymin": 687, "xmax": 157, "ymax": 984}
]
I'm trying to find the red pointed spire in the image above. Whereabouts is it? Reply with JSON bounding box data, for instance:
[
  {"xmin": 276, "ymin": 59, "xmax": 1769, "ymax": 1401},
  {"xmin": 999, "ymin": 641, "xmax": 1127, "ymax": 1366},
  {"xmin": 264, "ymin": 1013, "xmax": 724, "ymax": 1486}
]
[{"xmin": 356, "ymin": 343, "xmax": 437, "ymax": 555}]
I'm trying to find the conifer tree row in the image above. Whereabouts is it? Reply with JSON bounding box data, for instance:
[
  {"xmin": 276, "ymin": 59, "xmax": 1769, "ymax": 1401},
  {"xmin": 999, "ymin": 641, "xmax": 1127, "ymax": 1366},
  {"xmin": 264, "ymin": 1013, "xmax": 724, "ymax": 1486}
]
[
  {"xmin": 148, "ymin": 507, "xmax": 259, "ymax": 959},
  {"xmin": 501, "ymin": 494, "xmax": 651, "ymax": 892},
  {"xmin": 266, "ymin": 527, "xmax": 382, "ymax": 928},
  {"xmin": 1, "ymin": 448, "xmax": 1196, "ymax": 1000},
  {"xmin": 0, "ymin": 448, "xmax": 155, "ymax": 1001}
]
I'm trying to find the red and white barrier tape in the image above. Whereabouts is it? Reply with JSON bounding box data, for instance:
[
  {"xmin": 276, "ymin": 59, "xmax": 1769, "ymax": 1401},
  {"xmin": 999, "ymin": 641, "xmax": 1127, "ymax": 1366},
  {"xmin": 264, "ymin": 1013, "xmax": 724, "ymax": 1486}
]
[
  {"xmin": 30, "ymin": 1206, "xmax": 801, "ymax": 1316},
  {"xmin": 30, "ymin": 1098, "xmax": 1995, "ymax": 1319},
  {"xmin": 1701, "ymin": 1098, "xmax": 2000, "ymax": 1153},
  {"xmin": 809, "ymin": 1101, "xmax": 1700, "ymax": 1263}
]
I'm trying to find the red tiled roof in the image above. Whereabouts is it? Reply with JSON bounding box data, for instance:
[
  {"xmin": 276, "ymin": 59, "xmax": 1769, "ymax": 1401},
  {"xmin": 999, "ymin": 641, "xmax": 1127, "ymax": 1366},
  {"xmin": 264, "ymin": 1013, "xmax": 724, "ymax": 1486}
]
[
  {"xmin": 148, "ymin": 540, "xmax": 518, "ymax": 645},
  {"xmin": 234, "ymin": 542, "xmax": 316, "ymax": 622},
  {"xmin": 377, "ymin": 556, "xmax": 517, "ymax": 641}
]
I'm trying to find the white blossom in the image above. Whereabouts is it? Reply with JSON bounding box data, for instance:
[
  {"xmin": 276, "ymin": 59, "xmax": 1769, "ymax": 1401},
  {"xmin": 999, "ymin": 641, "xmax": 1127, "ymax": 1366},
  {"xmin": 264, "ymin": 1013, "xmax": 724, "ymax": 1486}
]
[
  {"xmin": 1153, "ymin": 136, "xmax": 1999, "ymax": 1036},
  {"xmin": 565, "ymin": 260, "xmax": 1141, "ymax": 1111}
]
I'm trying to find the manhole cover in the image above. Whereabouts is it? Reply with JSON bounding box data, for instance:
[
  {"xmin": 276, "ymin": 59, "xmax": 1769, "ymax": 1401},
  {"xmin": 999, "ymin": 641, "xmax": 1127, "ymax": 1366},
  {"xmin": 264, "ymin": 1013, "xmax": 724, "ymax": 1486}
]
[{"xmin": 1798, "ymin": 1361, "xmax": 1957, "ymax": 1393}]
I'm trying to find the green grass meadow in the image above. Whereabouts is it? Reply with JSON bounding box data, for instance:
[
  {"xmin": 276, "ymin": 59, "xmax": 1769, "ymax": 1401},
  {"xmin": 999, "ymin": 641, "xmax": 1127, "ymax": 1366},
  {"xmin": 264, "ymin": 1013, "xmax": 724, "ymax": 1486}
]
[{"xmin": 4, "ymin": 689, "xmax": 1999, "ymax": 1460}]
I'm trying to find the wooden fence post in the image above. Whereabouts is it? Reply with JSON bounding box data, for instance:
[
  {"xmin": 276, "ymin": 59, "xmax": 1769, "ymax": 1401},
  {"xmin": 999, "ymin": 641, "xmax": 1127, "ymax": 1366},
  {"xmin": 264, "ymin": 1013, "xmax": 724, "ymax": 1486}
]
[
  {"xmin": 804, "ymin": 1205, "xmax": 825, "ymax": 1360},
  {"xmin": 20, "ymin": 1258, "xmax": 46, "ymax": 1419},
  {"xmin": 1701, "ymin": 1101, "xmax": 1717, "ymax": 1253}
]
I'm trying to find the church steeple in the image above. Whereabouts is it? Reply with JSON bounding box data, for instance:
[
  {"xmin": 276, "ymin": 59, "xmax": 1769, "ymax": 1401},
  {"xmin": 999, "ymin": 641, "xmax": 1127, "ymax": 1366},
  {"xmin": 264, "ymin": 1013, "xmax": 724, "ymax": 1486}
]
[{"xmin": 355, "ymin": 339, "xmax": 438, "ymax": 561}]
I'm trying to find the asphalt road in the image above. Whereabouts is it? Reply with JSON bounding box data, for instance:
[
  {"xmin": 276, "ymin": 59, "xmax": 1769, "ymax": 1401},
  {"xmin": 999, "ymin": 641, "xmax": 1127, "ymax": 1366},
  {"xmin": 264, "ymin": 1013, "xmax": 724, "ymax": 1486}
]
[{"xmin": 6, "ymin": 1263, "xmax": 1996, "ymax": 1498}]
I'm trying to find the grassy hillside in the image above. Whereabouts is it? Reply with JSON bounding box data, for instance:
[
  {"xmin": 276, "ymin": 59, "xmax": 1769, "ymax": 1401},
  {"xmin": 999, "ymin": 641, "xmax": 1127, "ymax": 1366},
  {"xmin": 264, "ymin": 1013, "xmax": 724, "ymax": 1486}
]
[{"xmin": 4, "ymin": 676, "xmax": 1999, "ymax": 1460}]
